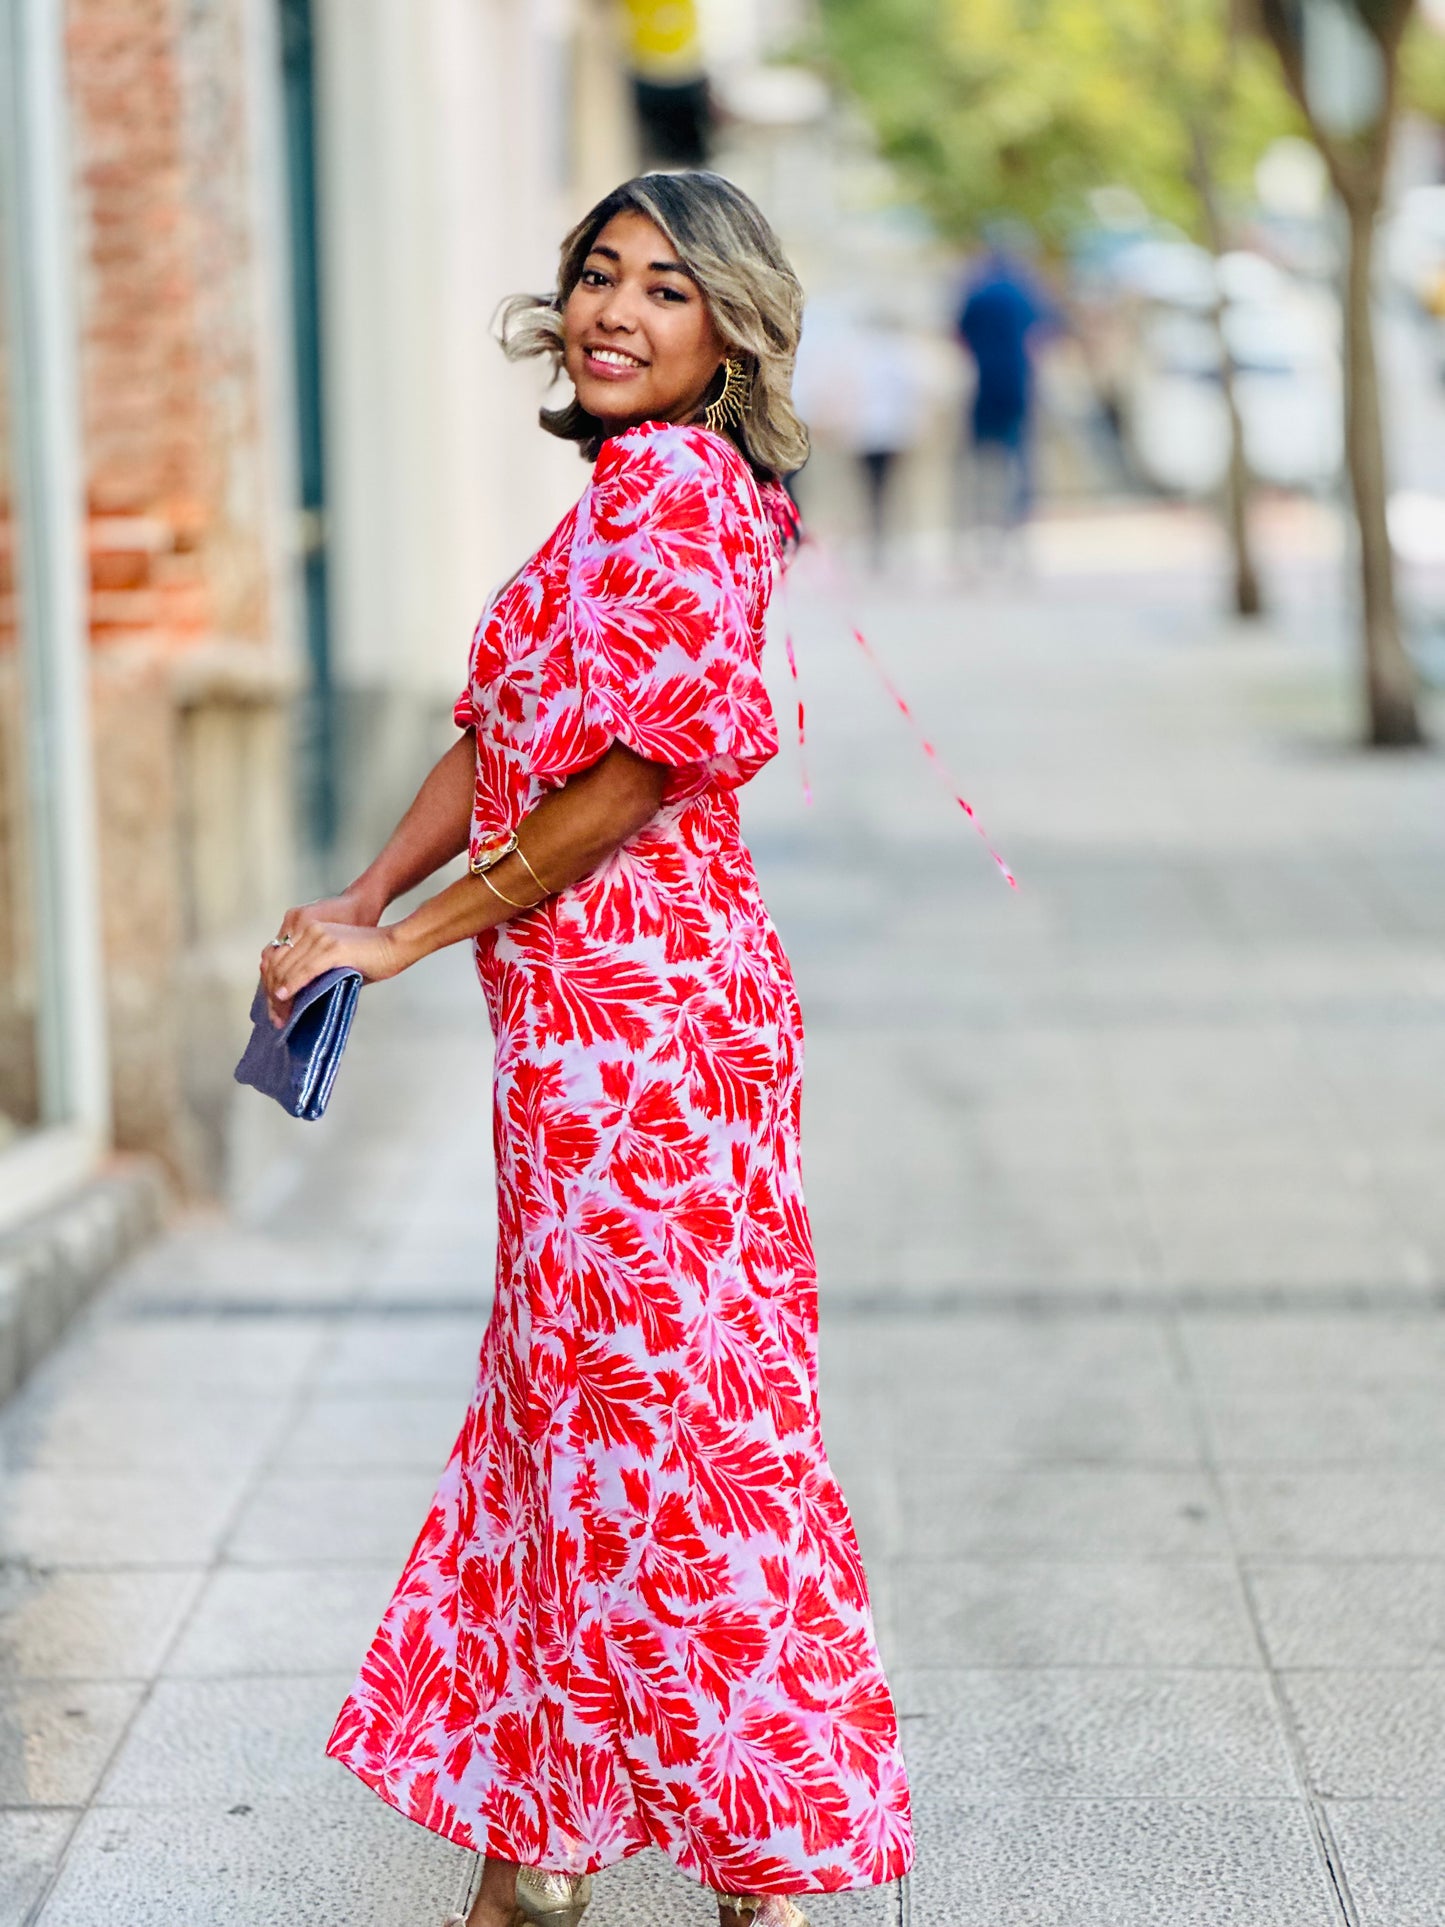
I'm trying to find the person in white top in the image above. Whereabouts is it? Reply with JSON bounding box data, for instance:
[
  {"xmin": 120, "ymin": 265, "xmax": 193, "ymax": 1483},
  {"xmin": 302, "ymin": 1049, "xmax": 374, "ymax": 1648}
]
[{"xmin": 844, "ymin": 313, "xmax": 928, "ymax": 569}]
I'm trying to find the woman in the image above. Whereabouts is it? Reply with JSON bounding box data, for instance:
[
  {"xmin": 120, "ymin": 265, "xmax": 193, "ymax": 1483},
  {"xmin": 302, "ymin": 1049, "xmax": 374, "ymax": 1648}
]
[{"xmin": 259, "ymin": 171, "xmax": 914, "ymax": 1927}]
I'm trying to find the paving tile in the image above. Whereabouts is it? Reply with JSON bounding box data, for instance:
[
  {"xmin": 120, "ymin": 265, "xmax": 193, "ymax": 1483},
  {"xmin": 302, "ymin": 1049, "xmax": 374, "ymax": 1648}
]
[
  {"xmin": 1248, "ymin": 1561, "xmax": 1445, "ymax": 1668},
  {"xmin": 1, "ymin": 1390, "xmax": 293, "ymax": 1475},
  {"xmin": 362, "ymin": 1237, "xmax": 496, "ymax": 1297},
  {"xmin": 893, "ymin": 1559, "xmax": 1258, "ymax": 1667},
  {"xmin": 1197, "ymin": 1381, "xmax": 1445, "ymax": 1463},
  {"xmin": 165, "ymin": 1566, "xmax": 396, "ymax": 1676},
  {"xmin": 0, "ymin": 1566, "xmax": 206, "ymax": 1681},
  {"xmin": 1220, "ymin": 1467, "xmax": 1445, "ymax": 1558},
  {"xmin": 938, "ymin": 1110, "xmax": 1118, "ymax": 1172},
  {"xmin": 34, "ymin": 1791, "xmax": 465, "ymax": 1927},
  {"xmin": 898, "ymin": 1465, "xmax": 1228, "ymax": 1559},
  {"xmin": 111, "ymin": 1226, "xmax": 367, "ymax": 1312},
  {"xmin": 1125, "ymin": 1146, "xmax": 1372, "ymax": 1196},
  {"xmin": 290, "ymin": 1156, "xmax": 497, "ymax": 1248},
  {"xmin": 1178, "ymin": 1313, "xmax": 1445, "ymax": 1388},
  {"xmin": 811, "ymin": 1446, "xmax": 898, "ymax": 1575},
  {"xmin": 820, "ymin": 1314, "xmax": 1182, "ymax": 1395},
  {"xmin": 585, "ymin": 1854, "xmax": 896, "ymax": 1926},
  {"xmin": 1373, "ymin": 1151, "xmax": 1445, "ymax": 1247},
  {"xmin": 0, "ymin": 1810, "xmax": 75, "ymax": 1927},
  {"xmin": 274, "ymin": 1391, "xmax": 464, "ymax": 1472},
  {"xmin": 903, "ymin": 1796, "xmax": 1339, "ymax": 1926},
  {"xmin": 1324, "ymin": 1798, "xmax": 1445, "ymax": 1927},
  {"xmin": 315, "ymin": 1316, "xmax": 486, "ymax": 1394},
  {"xmin": 0, "ymin": 1680, "xmax": 143, "ymax": 1805},
  {"xmin": 897, "ymin": 1668, "xmax": 1294, "ymax": 1799},
  {"xmin": 894, "ymin": 1228, "xmax": 1147, "ymax": 1290},
  {"xmin": 789, "ymin": 1885, "xmax": 898, "ymax": 1927},
  {"xmin": 96, "ymin": 1674, "xmax": 351, "ymax": 1805},
  {"xmin": 0, "ymin": 1470, "xmax": 250, "ymax": 1566},
  {"xmin": 225, "ymin": 1470, "xmax": 442, "ymax": 1565},
  {"xmin": 864, "ymin": 1370, "xmax": 1198, "ymax": 1463},
  {"xmin": 1279, "ymin": 1670, "xmax": 1445, "ymax": 1799},
  {"xmin": 1311, "ymin": 1030, "xmax": 1445, "ymax": 1127},
  {"xmin": 22, "ymin": 1315, "xmax": 330, "ymax": 1398},
  {"xmin": 1152, "ymin": 1222, "xmax": 1417, "ymax": 1291}
]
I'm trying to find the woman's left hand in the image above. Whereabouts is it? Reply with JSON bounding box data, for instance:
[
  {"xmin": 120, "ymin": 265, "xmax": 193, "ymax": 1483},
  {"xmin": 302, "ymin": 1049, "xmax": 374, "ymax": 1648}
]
[{"xmin": 258, "ymin": 921, "xmax": 412, "ymax": 1028}]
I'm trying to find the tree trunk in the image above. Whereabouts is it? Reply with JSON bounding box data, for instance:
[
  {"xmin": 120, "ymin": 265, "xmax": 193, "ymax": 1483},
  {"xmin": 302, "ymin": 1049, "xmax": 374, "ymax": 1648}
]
[
  {"xmin": 1342, "ymin": 195, "xmax": 1423, "ymax": 745},
  {"xmin": 1215, "ymin": 310, "xmax": 1263, "ymax": 617},
  {"xmin": 1186, "ymin": 114, "xmax": 1264, "ymax": 620}
]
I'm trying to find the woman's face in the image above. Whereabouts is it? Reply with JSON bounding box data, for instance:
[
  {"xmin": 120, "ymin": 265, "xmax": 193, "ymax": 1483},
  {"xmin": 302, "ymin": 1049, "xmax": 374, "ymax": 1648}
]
[{"xmin": 562, "ymin": 210, "xmax": 727, "ymax": 433}]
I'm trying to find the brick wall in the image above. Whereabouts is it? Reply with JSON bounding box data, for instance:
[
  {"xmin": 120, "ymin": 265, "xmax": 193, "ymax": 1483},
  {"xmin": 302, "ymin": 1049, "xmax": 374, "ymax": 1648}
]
[
  {"xmin": 68, "ymin": 0, "xmax": 210, "ymax": 646},
  {"xmin": 66, "ymin": 0, "xmax": 293, "ymax": 1186}
]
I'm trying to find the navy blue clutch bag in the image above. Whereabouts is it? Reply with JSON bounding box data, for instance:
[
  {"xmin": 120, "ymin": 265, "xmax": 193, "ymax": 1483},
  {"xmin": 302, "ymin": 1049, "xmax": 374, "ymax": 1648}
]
[{"xmin": 233, "ymin": 965, "xmax": 363, "ymax": 1121}]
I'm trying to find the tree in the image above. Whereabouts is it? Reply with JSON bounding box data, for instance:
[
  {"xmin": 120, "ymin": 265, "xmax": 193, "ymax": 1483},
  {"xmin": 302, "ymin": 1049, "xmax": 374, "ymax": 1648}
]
[
  {"xmin": 819, "ymin": 0, "xmax": 1297, "ymax": 617},
  {"xmin": 1123, "ymin": 2, "xmax": 1273, "ymax": 616},
  {"xmin": 1250, "ymin": 0, "xmax": 1424, "ymax": 746}
]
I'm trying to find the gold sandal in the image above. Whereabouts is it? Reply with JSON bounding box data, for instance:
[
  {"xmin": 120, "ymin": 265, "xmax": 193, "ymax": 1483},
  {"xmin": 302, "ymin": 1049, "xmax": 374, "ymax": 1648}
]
[
  {"xmin": 445, "ymin": 1865, "xmax": 592, "ymax": 1927},
  {"xmin": 514, "ymin": 1869, "xmax": 593, "ymax": 1925},
  {"xmin": 714, "ymin": 1899, "xmax": 812, "ymax": 1927}
]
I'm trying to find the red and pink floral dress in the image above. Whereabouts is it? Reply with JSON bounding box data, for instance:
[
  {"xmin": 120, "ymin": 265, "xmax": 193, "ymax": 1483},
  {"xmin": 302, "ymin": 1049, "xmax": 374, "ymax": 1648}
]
[{"xmin": 326, "ymin": 420, "xmax": 914, "ymax": 1895}]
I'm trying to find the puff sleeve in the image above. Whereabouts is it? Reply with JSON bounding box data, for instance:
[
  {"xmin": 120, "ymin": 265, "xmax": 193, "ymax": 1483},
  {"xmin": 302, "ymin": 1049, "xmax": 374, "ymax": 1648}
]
[{"xmin": 527, "ymin": 424, "xmax": 779, "ymax": 806}]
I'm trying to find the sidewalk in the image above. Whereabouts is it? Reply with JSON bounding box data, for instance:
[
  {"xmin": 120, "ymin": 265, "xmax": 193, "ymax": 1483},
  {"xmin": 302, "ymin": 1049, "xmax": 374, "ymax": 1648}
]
[{"xmin": 4, "ymin": 531, "xmax": 1445, "ymax": 1926}]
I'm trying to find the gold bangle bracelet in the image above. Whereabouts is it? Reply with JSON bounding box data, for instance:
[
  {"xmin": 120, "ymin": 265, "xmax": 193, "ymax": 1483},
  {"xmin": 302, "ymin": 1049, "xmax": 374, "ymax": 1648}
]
[
  {"xmin": 512, "ymin": 842, "xmax": 554, "ymax": 898},
  {"xmin": 469, "ymin": 830, "xmax": 517, "ymax": 873},
  {"xmin": 476, "ymin": 867, "xmax": 541, "ymax": 912}
]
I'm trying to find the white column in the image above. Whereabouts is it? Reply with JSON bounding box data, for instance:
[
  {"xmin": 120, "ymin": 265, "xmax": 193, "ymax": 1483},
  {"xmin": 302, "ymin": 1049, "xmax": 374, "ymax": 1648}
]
[
  {"xmin": 0, "ymin": 0, "xmax": 111, "ymax": 1211},
  {"xmin": 316, "ymin": 0, "xmax": 605, "ymax": 716}
]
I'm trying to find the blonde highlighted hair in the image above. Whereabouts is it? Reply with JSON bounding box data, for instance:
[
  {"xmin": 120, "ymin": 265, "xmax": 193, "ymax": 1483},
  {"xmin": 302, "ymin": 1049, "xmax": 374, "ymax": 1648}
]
[{"xmin": 498, "ymin": 171, "xmax": 809, "ymax": 481}]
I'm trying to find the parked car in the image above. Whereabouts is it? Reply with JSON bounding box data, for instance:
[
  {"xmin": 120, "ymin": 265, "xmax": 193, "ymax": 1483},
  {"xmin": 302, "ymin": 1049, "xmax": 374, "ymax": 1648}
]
[
  {"xmin": 1383, "ymin": 185, "xmax": 1445, "ymax": 383},
  {"xmin": 1106, "ymin": 244, "xmax": 1342, "ymax": 496},
  {"xmin": 1383, "ymin": 184, "xmax": 1445, "ymax": 317}
]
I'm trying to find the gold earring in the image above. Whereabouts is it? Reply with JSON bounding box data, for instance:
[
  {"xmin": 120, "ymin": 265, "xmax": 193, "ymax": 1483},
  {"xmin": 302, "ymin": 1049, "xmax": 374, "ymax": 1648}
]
[{"xmin": 704, "ymin": 357, "xmax": 750, "ymax": 434}]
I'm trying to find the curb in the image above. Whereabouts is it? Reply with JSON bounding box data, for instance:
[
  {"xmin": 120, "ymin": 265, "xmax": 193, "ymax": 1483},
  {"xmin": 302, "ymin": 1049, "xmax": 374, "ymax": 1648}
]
[{"xmin": 0, "ymin": 1158, "xmax": 169, "ymax": 1404}]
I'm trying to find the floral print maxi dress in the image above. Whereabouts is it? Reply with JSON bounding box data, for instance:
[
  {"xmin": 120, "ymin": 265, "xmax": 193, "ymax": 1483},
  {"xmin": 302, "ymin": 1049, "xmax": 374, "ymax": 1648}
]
[{"xmin": 325, "ymin": 420, "xmax": 914, "ymax": 1895}]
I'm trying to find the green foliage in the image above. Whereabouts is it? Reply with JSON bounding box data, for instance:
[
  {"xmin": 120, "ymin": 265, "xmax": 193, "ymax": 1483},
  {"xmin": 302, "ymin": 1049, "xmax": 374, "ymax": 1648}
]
[
  {"xmin": 1403, "ymin": 11, "xmax": 1445, "ymax": 124},
  {"xmin": 819, "ymin": 0, "xmax": 1303, "ymax": 245}
]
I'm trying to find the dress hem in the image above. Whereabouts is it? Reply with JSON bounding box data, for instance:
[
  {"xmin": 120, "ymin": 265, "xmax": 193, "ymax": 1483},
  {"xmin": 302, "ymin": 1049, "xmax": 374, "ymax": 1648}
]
[{"xmin": 326, "ymin": 1742, "xmax": 914, "ymax": 1894}]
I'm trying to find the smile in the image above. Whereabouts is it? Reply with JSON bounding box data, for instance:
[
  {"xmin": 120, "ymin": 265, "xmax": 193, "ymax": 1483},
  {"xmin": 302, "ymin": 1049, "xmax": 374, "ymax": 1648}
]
[{"xmin": 584, "ymin": 345, "xmax": 648, "ymax": 376}]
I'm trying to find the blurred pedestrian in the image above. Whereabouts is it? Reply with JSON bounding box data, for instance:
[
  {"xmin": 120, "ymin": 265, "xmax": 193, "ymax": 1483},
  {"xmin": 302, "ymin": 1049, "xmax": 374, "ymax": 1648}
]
[
  {"xmin": 258, "ymin": 171, "xmax": 913, "ymax": 1927},
  {"xmin": 957, "ymin": 228, "xmax": 1057, "ymax": 543},
  {"xmin": 846, "ymin": 311, "xmax": 927, "ymax": 570}
]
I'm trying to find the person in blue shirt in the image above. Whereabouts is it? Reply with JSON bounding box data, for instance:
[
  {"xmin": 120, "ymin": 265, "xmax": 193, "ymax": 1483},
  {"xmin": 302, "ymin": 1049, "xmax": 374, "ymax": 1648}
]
[{"xmin": 957, "ymin": 231, "xmax": 1057, "ymax": 532}]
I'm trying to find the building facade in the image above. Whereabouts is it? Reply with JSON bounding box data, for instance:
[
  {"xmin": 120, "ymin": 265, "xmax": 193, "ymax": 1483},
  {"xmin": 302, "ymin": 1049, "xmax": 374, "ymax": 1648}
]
[{"xmin": 309, "ymin": 0, "xmax": 638, "ymax": 877}]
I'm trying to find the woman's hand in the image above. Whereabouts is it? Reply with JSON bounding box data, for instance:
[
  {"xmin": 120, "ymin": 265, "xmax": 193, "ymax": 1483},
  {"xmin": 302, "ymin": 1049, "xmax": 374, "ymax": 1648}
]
[
  {"xmin": 272, "ymin": 882, "xmax": 386, "ymax": 940},
  {"xmin": 258, "ymin": 920, "xmax": 412, "ymax": 1028},
  {"xmin": 258, "ymin": 883, "xmax": 388, "ymax": 1024}
]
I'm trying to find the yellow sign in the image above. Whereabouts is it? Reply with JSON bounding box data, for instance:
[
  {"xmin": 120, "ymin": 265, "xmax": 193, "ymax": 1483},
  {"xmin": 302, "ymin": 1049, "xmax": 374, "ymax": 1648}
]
[{"xmin": 624, "ymin": 0, "xmax": 703, "ymax": 81}]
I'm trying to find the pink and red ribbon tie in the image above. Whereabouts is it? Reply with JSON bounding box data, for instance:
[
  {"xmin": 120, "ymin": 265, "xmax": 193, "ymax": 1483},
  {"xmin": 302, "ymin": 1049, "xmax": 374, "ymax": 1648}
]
[
  {"xmin": 849, "ymin": 626, "xmax": 1018, "ymax": 889},
  {"xmin": 776, "ymin": 528, "xmax": 1015, "ymax": 888}
]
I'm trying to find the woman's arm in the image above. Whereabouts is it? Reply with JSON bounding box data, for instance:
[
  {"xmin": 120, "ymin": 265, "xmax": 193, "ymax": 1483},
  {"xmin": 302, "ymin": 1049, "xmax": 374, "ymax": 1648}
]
[
  {"xmin": 270, "ymin": 730, "xmax": 477, "ymax": 937},
  {"xmin": 258, "ymin": 741, "xmax": 668, "ymax": 1023},
  {"xmin": 348, "ymin": 729, "xmax": 479, "ymax": 915}
]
